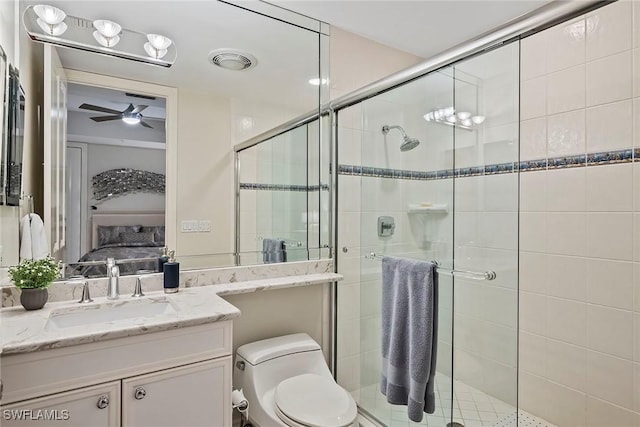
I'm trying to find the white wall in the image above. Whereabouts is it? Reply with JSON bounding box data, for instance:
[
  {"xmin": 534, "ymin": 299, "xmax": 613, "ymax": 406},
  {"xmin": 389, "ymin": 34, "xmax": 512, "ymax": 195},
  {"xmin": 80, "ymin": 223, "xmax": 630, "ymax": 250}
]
[{"xmin": 519, "ymin": 2, "xmax": 640, "ymax": 425}]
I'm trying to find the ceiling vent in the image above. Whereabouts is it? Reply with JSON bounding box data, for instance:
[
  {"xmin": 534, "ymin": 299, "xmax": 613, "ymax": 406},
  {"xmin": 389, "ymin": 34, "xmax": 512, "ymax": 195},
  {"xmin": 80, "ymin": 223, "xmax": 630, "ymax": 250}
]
[{"xmin": 208, "ymin": 49, "xmax": 257, "ymax": 71}]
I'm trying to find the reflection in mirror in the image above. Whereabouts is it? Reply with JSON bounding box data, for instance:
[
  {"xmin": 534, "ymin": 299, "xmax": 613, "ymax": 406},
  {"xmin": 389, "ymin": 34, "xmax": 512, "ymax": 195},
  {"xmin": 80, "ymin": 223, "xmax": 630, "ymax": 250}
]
[
  {"xmin": 236, "ymin": 116, "xmax": 330, "ymax": 266},
  {"xmin": 27, "ymin": 1, "xmax": 328, "ymax": 274},
  {"xmin": 62, "ymin": 84, "xmax": 166, "ymax": 278}
]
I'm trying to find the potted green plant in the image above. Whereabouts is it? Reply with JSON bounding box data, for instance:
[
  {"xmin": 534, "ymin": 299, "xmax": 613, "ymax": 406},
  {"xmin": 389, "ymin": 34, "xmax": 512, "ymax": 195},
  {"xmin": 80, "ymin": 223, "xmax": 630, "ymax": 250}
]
[{"xmin": 8, "ymin": 257, "xmax": 60, "ymax": 310}]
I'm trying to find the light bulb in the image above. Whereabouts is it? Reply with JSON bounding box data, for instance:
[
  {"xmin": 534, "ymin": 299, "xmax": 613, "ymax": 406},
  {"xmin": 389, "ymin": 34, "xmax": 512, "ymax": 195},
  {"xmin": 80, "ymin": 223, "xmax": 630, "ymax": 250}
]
[
  {"xmin": 308, "ymin": 78, "xmax": 328, "ymax": 86},
  {"xmin": 37, "ymin": 18, "xmax": 67, "ymax": 36},
  {"xmin": 446, "ymin": 115, "xmax": 457, "ymax": 123},
  {"xmin": 122, "ymin": 113, "xmax": 141, "ymax": 125},
  {"xmin": 93, "ymin": 20, "xmax": 121, "ymax": 38},
  {"xmin": 443, "ymin": 107, "xmax": 455, "ymax": 116},
  {"xmin": 147, "ymin": 34, "xmax": 172, "ymax": 50},
  {"xmin": 93, "ymin": 31, "xmax": 120, "ymax": 48},
  {"xmin": 33, "ymin": 5, "xmax": 66, "ymax": 25},
  {"xmin": 144, "ymin": 42, "xmax": 168, "ymax": 59},
  {"xmin": 457, "ymin": 111, "xmax": 471, "ymax": 120},
  {"xmin": 461, "ymin": 119, "xmax": 472, "ymax": 127},
  {"xmin": 471, "ymin": 115, "xmax": 486, "ymax": 125},
  {"xmin": 423, "ymin": 113, "xmax": 433, "ymax": 122}
]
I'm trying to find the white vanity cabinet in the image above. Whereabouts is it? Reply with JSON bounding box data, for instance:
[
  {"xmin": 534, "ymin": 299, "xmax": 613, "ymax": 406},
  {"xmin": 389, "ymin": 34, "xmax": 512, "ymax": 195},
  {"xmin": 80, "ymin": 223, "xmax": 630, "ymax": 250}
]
[
  {"xmin": 2, "ymin": 381, "xmax": 120, "ymax": 427},
  {"xmin": 1, "ymin": 321, "xmax": 233, "ymax": 427},
  {"xmin": 122, "ymin": 357, "xmax": 231, "ymax": 427}
]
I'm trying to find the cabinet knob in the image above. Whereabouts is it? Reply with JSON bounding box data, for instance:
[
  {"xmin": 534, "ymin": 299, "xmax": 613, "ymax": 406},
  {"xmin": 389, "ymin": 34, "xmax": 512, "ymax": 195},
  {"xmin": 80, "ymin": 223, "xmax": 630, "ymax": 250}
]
[
  {"xmin": 96, "ymin": 395, "xmax": 110, "ymax": 409},
  {"xmin": 134, "ymin": 387, "xmax": 146, "ymax": 400}
]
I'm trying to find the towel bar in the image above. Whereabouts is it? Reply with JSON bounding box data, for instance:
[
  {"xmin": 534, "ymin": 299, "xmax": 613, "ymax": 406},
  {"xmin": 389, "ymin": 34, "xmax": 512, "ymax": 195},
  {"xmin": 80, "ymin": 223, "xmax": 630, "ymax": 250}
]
[
  {"xmin": 257, "ymin": 236, "xmax": 303, "ymax": 247},
  {"xmin": 364, "ymin": 252, "xmax": 496, "ymax": 281}
]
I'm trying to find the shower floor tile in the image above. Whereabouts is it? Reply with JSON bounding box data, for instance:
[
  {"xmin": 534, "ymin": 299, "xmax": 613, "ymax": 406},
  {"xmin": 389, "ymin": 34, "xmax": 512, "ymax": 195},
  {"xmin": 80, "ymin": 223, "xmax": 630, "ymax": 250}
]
[{"xmin": 354, "ymin": 376, "xmax": 556, "ymax": 427}]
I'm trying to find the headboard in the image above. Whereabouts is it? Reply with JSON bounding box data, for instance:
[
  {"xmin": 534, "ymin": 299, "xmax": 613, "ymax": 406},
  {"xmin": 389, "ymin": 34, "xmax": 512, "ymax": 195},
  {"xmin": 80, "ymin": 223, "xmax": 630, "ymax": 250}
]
[{"xmin": 90, "ymin": 211, "xmax": 165, "ymax": 250}]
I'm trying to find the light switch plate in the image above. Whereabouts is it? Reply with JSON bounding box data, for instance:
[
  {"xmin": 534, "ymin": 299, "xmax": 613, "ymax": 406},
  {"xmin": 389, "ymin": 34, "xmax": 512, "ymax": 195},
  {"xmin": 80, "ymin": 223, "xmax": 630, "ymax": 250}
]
[
  {"xmin": 181, "ymin": 220, "xmax": 198, "ymax": 233},
  {"xmin": 198, "ymin": 220, "xmax": 211, "ymax": 232}
]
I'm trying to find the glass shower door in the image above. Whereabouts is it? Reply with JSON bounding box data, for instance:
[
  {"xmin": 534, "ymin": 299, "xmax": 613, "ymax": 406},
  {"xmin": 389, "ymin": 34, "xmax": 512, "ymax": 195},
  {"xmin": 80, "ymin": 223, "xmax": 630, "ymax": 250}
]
[{"xmin": 335, "ymin": 68, "xmax": 456, "ymax": 426}]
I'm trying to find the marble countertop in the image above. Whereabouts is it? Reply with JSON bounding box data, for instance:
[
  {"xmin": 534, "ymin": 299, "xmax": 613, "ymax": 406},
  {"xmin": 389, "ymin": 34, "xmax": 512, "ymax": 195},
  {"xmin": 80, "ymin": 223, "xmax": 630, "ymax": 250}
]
[{"xmin": 1, "ymin": 272, "xmax": 342, "ymax": 355}]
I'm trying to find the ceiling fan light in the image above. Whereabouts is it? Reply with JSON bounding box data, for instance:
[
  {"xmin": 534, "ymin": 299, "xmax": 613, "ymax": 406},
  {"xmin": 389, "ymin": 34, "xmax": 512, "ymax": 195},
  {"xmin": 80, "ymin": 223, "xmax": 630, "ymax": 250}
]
[
  {"xmin": 37, "ymin": 18, "xmax": 67, "ymax": 36},
  {"xmin": 93, "ymin": 31, "xmax": 120, "ymax": 48},
  {"xmin": 122, "ymin": 113, "xmax": 141, "ymax": 125},
  {"xmin": 93, "ymin": 20, "xmax": 121, "ymax": 38},
  {"xmin": 144, "ymin": 42, "xmax": 167, "ymax": 59},
  {"xmin": 147, "ymin": 34, "xmax": 172, "ymax": 50},
  {"xmin": 34, "ymin": 5, "xmax": 66, "ymax": 25}
]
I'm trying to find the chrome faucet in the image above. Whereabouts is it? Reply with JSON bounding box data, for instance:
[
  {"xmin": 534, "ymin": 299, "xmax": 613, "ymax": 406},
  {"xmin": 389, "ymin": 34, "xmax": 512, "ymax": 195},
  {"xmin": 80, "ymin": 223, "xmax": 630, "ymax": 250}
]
[
  {"xmin": 107, "ymin": 259, "xmax": 120, "ymax": 300},
  {"xmin": 79, "ymin": 281, "xmax": 93, "ymax": 303}
]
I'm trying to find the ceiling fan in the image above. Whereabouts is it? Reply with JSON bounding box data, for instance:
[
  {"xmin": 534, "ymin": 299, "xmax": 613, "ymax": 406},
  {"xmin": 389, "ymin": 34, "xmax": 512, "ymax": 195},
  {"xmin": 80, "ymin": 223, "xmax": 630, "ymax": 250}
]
[{"xmin": 79, "ymin": 103, "xmax": 160, "ymax": 128}]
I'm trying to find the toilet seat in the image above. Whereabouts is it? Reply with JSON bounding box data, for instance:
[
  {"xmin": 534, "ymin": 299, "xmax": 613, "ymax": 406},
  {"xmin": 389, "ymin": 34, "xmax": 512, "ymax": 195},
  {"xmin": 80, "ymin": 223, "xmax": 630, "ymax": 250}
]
[{"xmin": 274, "ymin": 374, "xmax": 357, "ymax": 427}]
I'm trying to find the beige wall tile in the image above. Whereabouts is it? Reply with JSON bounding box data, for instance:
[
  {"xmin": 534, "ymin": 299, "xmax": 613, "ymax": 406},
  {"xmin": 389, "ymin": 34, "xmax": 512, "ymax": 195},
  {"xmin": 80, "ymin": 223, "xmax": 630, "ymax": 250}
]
[
  {"xmin": 586, "ymin": 350, "xmax": 634, "ymax": 409},
  {"xmin": 586, "ymin": 0, "xmax": 633, "ymax": 61},
  {"xmin": 547, "ymin": 297, "xmax": 586, "ymax": 347},
  {"xmin": 586, "ymin": 304, "xmax": 634, "ymax": 359},
  {"xmin": 586, "ymin": 213, "xmax": 633, "ymax": 261},
  {"xmin": 546, "ymin": 339, "xmax": 587, "ymax": 392},
  {"xmin": 547, "ymin": 65, "xmax": 585, "ymax": 115},
  {"xmin": 586, "ymin": 396, "xmax": 638, "ymax": 427},
  {"xmin": 586, "ymin": 259, "xmax": 634, "ymax": 310},
  {"xmin": 586, "ymin": 51, "xmax": 633, "ymax": 107}
]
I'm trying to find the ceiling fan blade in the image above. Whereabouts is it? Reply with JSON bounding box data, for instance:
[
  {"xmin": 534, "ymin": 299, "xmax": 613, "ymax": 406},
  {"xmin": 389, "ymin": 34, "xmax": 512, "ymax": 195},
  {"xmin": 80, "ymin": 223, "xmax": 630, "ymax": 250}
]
[
  {"xmin": 132, "ymin": 105, "xmax": 148, "ymax": 114},
  {"xmin": 123, "ymin": 104, "xmax": 135, "ymax": 114},
  {"xmin": 140, "ymin": 120, "xmax": 153, "ymax": 129},
  {"xmin": 79, "ymin": 103, "xmax": 122, "ymax": 115},
  {"xmin": 90, "ymin": 115, "xmax": 123, "ymax": 122}
]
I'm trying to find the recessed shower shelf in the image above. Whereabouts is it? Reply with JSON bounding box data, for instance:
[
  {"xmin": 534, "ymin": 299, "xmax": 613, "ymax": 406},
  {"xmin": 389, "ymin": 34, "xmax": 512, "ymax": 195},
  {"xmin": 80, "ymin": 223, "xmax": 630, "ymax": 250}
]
[{"xmin": 407, "ymin": 204, "xmax": 448, "ymax": 214}]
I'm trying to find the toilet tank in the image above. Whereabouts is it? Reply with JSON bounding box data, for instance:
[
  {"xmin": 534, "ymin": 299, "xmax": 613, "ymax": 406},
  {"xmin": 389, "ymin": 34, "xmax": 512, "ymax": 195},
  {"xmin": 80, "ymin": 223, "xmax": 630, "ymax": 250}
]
[
  {"xmin": 234, "ymin": 334, "xmax": 332, "ymax": 393},
  {"xmin": 237, "ymin": 333, "xmax": 321, "ymax": 365}
]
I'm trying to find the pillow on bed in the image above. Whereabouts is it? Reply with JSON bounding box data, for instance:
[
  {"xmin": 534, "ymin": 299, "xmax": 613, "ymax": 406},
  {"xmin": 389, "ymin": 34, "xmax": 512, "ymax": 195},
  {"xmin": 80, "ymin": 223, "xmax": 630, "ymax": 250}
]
[
  {"xmin": 118, "ymin": 231, "xmax": 156, "ymax": 245},
  {"xmin": 142, "ymin": 226, "xmax": 165, "ymax": 245},
  {"xmin": 97, "ymin": 225, "xmax": 143, "ymax": 246}
]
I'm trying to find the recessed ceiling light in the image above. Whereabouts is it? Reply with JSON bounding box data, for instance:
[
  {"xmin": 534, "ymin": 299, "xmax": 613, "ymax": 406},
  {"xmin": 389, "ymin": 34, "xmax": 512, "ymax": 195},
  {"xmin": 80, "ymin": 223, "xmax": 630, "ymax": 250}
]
[{"xmin": 308, "ymin": 78, "xmax": 328, "ymax": 86}]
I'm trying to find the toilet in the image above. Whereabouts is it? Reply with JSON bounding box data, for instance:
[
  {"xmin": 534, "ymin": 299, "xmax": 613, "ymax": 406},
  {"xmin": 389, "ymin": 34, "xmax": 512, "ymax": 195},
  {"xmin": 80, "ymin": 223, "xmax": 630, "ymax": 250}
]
[{"xmin": 234, "ymin": 333, "xmax": 358, "ymax": 427}]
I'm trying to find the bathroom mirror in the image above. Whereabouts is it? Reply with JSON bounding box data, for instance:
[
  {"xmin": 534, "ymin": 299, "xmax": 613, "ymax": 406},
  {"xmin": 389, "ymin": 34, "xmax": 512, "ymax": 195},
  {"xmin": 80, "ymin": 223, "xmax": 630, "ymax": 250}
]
[
  {"xmin": 0, "ymin": 44, "xmax": 7, "ymax": 206},
  {"xmin": 6, "ymin": 0, "xmax": 329, "ymax": 278}
]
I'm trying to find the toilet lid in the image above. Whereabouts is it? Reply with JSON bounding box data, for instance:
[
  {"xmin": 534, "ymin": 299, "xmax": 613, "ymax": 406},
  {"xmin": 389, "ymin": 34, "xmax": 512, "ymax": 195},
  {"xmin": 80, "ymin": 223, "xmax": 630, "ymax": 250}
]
[{"xmin": 274, "ymin": 374, "xmax": 357, "ymax": 427}]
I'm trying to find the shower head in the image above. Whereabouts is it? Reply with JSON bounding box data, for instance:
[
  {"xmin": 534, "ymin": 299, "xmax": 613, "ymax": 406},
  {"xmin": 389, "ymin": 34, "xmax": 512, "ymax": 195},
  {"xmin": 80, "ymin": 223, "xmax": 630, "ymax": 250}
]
[{"xmin": 381, "ymin": 125, "xmax": 421, "ymax": 152}]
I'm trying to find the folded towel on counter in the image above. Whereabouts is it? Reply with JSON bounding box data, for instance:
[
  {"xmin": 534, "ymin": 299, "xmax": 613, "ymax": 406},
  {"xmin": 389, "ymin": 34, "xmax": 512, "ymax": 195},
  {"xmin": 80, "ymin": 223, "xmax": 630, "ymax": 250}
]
[
  {"xmin": 380, "ymin": 256, "xmax": 438, "ymax": 422},
  {"xmin": 19, "ymin": 213, "xmax": 49, "ymax": 261},
  {"xmin": 262, "ymin": 238, "xmax": 286, "ymax": 264}
]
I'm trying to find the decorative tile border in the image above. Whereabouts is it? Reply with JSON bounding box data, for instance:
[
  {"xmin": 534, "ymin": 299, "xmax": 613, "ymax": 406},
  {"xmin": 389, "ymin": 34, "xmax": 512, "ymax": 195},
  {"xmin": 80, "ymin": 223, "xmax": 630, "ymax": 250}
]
[
  {"xmin": 240, "ymin": 183, "xmax": 329, "ymax": 192},
  {"xmin": 338, "ymin": 148, "xmax": 638, "ymax": 181}
]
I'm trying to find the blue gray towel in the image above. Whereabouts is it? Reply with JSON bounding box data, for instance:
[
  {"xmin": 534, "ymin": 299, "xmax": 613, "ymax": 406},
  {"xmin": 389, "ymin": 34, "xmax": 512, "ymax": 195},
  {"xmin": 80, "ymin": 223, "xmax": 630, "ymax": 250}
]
[
  {"xmin": 262, "ymin": 238, "xmax": 286, "ymax": 263},
  {"xmin": 380, "ymin": 256, "xmax": 438, "ymax": 422}
]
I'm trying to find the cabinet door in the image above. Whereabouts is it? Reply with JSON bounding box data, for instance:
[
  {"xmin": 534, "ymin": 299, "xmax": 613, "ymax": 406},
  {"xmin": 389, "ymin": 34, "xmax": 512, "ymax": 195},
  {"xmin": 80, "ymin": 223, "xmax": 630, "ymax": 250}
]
[
  {"xmin": 122, "ymin": 357, "xmax": 231, "ymax": 427},
  {"xmin": 1, "ymin": 381, "xmax": 120, "ymax": 427}
]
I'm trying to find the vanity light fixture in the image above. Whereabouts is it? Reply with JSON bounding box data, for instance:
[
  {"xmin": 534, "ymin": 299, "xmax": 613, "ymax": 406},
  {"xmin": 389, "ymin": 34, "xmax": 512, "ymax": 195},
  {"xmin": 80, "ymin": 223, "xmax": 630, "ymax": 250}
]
[
  {"xmin": 144, "ymin": 34, "xmax": 172, "ymax": 60},
  {"xmin": 93, "ymin": 20, "xmax": 121, "ymax": 47},
  {"xmin": 23, "ymin": 5, "xmax": 177, "ymax": 67},
  {"xmin": 423, "ymin": 107, "xmax": 485, "ymax": 131},
  {"xmin": 34, "ymin": 4, "xmax": 67, "ymax": 36}
]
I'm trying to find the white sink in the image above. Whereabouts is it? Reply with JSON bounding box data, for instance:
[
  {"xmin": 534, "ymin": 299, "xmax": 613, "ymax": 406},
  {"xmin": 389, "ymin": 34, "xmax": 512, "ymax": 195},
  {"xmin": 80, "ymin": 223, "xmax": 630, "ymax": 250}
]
[{"xmin": 46, "ymin": 297, "xmax": 177, "ymax": 329}]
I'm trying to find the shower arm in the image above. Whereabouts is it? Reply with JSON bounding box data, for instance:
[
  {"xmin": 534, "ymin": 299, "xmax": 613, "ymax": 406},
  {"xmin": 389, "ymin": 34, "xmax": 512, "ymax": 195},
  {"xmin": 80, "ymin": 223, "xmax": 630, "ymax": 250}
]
[{"xmin": 382, "ymin": 125, "xmax": 408, "ymax": 139}]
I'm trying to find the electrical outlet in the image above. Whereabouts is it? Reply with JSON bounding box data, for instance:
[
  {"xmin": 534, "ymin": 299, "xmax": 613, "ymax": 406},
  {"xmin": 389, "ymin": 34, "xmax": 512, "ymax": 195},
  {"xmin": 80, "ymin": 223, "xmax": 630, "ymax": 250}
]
[
  {"xmin": 181, "ymin": 220, "xmax": 198, "ymax": 233},
  {"xmin": 198, "ymin": 220, "xmax": 211, "ymax": 232}
]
